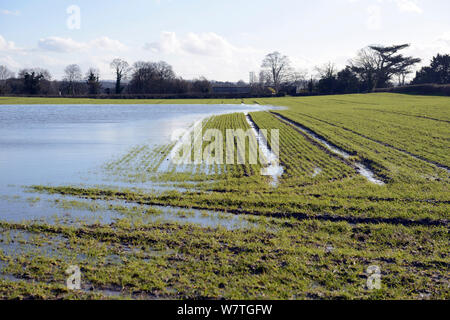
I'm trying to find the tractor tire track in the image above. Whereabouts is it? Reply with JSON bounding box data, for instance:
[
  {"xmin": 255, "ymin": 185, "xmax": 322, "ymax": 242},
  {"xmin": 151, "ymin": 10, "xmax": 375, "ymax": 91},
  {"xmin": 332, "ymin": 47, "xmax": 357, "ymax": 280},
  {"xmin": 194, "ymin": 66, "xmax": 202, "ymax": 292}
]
[{"xmin": 271, "ymin": 111, "xmax": 450, "ymax": 173}]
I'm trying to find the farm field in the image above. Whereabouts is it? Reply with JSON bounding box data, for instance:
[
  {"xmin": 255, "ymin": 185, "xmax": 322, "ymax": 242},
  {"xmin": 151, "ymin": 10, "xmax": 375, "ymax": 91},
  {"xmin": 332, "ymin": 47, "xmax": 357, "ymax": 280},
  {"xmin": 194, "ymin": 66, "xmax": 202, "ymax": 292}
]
[{"xmin": 0, "ymin": 93, "xmax": 448, "ymax": 300}]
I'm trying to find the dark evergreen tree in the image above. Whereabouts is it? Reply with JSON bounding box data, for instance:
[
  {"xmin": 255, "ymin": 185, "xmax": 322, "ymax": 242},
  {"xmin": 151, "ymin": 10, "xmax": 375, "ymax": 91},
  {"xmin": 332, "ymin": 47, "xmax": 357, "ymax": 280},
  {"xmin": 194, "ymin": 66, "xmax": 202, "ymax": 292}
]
[{"xmin": 412, "ymin": 54, "xmax": 450, "ymax": 84}]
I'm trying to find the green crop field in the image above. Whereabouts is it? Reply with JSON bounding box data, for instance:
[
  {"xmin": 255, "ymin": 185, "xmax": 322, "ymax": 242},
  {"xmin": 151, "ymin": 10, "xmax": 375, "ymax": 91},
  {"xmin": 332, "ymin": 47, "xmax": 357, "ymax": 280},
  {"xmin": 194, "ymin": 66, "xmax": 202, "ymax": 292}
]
[{"xmin": 0, "ymin": 93, "xmax": 448, "ymax": 300}]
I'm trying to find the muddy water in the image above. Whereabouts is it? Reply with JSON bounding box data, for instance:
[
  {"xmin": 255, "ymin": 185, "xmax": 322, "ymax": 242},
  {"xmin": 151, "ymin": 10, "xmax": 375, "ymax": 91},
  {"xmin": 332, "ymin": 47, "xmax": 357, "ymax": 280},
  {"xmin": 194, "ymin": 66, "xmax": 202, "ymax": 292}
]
[{"xmin": 0, "ymin": 104, "xmax": 275, "ymax": 223}]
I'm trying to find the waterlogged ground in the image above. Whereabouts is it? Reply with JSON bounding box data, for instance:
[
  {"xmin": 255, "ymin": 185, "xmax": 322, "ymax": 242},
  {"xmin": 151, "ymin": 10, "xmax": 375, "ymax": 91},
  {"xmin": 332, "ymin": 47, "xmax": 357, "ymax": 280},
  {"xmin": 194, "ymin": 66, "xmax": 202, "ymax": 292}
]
[
  {"xmin": 0, "ymin": 94, "xmax": 448, "ymax": 300},
  {"xmin": 0, "ymin": 103, "xmax": 273, "ymax": 221}
]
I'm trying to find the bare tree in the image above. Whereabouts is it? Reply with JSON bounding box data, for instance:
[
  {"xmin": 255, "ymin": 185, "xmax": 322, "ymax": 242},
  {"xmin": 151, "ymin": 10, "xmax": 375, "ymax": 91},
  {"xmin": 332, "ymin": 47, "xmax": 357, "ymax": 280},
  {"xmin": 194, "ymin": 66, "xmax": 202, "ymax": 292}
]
[
  {"xmin": 315, "ymin": 62, "xmax": 337, "ymax": 79},
  {"xmin": 192, "ymin": 77, "xmax": 212, "ymax": 94},
  {"xmin": 0, "ymin": 65, "xmax": 14, "ymax": 80},
  {"xmin": 350, "ymin": 48, "xmax": 378, "ymax": 91},
  {"xmin": 261, "ymin": 52, "xmax": 292, "ymax": 93},
  {"xmin": 289, "ymin": 69, "xmax": 307, "ymax": 83},
  {"xmin": 129, "ymin": 61, "xmax": 176, "ymax": 94},
  {"xmin": 247, "ymin": 70, "xmax": 268, "ymax": 95},
  {"xmin": 315, "ymin": 62, "xmax": 339, "ymax": 94},
  {"xmin": 154, "ymin": 61, "xmax": 175, "ymax": 80},
  {"xmin": 64, "ymin": 64, "xmax": 82, "ymax": 95},
  {"xmin": 288, "ymin": 69, "xmax": 308, "ymax": 92},
  {"xmin": 110, "ymin": 58, "xmax": 130, "ymax": 94},
  {"xmin": 258, "ymin": 70, "xmax": 270, "ymax": 86}
]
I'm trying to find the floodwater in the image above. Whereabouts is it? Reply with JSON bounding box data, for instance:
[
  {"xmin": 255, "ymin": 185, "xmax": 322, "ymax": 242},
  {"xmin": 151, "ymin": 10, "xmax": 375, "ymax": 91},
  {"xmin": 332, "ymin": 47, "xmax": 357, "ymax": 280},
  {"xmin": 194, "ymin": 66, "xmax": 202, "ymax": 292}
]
[
  {"xmin": 274, "ymin": 114, "xmax": 385, "ymax": 185},
  {"xmin": 244, "ymin": 113, "xmax": 284, "ymax": 186},
  {"xmin": 0, "ymin": 104, "xmax": 274, "ymax": 223}
]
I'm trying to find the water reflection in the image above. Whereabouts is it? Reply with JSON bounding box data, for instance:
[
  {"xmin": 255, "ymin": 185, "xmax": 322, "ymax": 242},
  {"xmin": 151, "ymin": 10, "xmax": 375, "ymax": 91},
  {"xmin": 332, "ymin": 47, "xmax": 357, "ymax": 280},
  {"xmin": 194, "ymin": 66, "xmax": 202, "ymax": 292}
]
[{"xmin": 0, "ymin": 104, "xmax": 274, "ymax": 222}]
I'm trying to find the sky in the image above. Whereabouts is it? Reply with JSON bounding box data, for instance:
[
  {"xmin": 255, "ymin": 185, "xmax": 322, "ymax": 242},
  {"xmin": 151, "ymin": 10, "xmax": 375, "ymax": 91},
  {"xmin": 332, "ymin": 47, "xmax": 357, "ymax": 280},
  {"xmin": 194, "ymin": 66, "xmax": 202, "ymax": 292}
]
[{"xmin": 0, "ymin": 0, "xmax": 449, "ymax": 81}]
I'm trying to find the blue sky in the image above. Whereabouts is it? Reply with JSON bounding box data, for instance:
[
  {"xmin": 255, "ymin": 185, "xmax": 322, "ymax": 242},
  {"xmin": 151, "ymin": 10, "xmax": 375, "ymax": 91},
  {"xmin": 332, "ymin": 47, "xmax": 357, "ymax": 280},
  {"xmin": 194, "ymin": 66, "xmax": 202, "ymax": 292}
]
[{"xmin": 1, "ymin": 0, "xmax": 449, "ymax": 81}]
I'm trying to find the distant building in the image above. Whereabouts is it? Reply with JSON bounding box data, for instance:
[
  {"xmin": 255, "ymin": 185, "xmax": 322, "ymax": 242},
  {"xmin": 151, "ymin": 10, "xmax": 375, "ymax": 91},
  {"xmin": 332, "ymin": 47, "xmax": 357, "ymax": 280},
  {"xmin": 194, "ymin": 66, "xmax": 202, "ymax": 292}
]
[
  {"xmin": 212, "ymin": 86, "xmax": 251, "ymax": 94},
  {"xmin": 249, "ymin": 72, "xmax": 257, "ymax": 84}
]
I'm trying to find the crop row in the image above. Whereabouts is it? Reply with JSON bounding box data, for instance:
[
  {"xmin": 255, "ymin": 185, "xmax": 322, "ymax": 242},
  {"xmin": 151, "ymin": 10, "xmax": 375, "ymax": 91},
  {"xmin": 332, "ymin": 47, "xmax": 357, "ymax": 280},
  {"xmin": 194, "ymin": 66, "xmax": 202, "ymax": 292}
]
[
  {"xmin": 271, "ymin": 109, "xmax": 448, "ymax": 183},
  {"xmin": 248, "ymin": 111, "xmax": 355, "ymax": 182},
  {"xmin": 250, "ymin": 95, "xmax": 449, "ymax": 173}
]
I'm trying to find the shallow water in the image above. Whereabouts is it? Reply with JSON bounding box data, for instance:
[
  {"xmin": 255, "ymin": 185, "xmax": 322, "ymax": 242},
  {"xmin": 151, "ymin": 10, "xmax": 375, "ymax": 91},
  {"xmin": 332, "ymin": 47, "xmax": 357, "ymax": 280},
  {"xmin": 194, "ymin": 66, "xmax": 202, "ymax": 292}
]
[
  {"xmin": 244, "ymin": 113, "xmax": 284, "ymax": 186},
  {"xmin": 0, "ymin": 104, "xmax": 273, "ymax": 222},
  {"xmin": 312, "ymin": 167, "xmax": 322, "ymax": 178},
  {"xmin": 274, "ymin": 114, "xmax": 384, "ymax": 185}
]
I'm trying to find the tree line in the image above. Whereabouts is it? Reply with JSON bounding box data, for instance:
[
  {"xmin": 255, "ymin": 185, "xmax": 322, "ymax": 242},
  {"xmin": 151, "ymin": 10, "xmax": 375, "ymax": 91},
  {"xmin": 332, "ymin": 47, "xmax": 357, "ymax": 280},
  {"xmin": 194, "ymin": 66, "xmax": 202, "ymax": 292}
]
[
  {"xmin": 257, "ymin": 44, "xmax": 449, "ymax": 96},
  {"xmin": 0, "ymin": 43, "xmax": 448, "ymax": 97},
  {"xmin": 0, "ymin": 59, "xmax": 213, "ymax": 97}
]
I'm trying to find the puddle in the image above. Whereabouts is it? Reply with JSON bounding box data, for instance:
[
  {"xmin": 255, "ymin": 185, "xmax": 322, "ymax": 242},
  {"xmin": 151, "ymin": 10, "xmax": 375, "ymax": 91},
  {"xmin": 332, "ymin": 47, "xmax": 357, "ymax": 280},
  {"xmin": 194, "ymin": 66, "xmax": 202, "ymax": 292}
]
[
  {"xmin": 0, "ymin": 271, "xmax": 128, "ymax": 298},
  {"xmin": 0, "ymin": 186, "xmax": 118, "ymax": 224},
  {"xmin": 355, "ymin": 163, "xmax": 384, "ymax": 186},
  {"xmin": 0, "ymin": 273, "xmax": 26, "ymax": 283},
  {"xmin": 244, "ymin": 113, "xmax": 284, "ymax": 187},
  {"xmin": 85, "ymin": 197, "xmax": 258, "ymax": 230},
  {"xmin": 152, "ymin": 206, "xmax": 256, "ymax": 230},
  {"xmin": 0, "ymin": 228, "xmax": 178, "ymax": 299},
  {"xmin": 0, "ymin": 189, "xmax": 259, "ymax": 231},
  {"xmin": 0, "ymin": 228, "xmax": 116, "ymax": 265},
  {"xmin": 312, "ymin": 167, "xmax": 322, "ymax": 178},
  {"xmin": 274, "ymin": 114, "xmax": 384, "ymax": 185}
]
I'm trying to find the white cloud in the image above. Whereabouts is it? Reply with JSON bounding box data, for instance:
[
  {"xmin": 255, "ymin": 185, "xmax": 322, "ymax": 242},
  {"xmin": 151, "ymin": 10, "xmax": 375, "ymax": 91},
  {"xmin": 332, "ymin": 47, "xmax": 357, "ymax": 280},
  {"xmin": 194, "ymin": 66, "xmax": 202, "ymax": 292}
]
[
  {"xmin": 90, "ymin": 37, "xmax": 127, "ymax": 51},
  {"xmin": 0, "ymin": 9, "xmax": 20, "ymax": 16},
  {"xmin": 407, "ymin": 32, "xmax": 450, "ymax": 68},
  {"xmin": 0, "ymin": 35, "xmax": 18, "ymax": 51},
  {"xmin": 366, "ymin": 5, "xmax": 382, "ymax": 30},
  {"xmin": 0, "ymin": 55, "xmax": 21, "ymax": 70},
  {"xmin": 183, "ymin": 32, "xmax": 234, "ymax": 57},
  {"xmin": 38, "ymin": 37, "xmax": 88, "ymax": 52},
  {"xmin": 348, "ymin": 0, "xmax": 422, "ymax": 30},
  {"xmin": 38, "ymin": 36, "xmax": 127, "ymax": 53},
  {"xmin": 145, "ymin": 31, "xmax": 237, "ymax": 57},
  {"xmin": 144, "ymin": 31, "xmax": 180, "ymax": 54},
  {"xmin": 144, "ymin": 31, "xmax": 264, "ymax": 80},
  {"xmin": 436, "ymin": 31, "xmax": 450, "ymax": 46},
  {"xmin": 347, "ymin": 0, "xmax": 422, "ymax": 30},
  {"xmin": 391, "ymin": 0, "xmax": 422, "ymax": 13}
]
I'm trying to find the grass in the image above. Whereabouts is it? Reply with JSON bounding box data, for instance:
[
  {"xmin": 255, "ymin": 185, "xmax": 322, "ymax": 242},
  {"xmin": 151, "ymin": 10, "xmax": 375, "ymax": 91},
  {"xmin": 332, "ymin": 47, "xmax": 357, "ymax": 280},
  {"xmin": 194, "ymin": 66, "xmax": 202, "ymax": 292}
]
[
  {"xmin": 0, "ymin": 93, "xmax": 448, "ymax": 299},
  {"xmin": 0, "ymin": 217, "xmax": 448, "ymax": 299},
  {"xmin": 267, "ymin": 95, "xmax": 450, "ymax": 177},
  {"xmin": 249, "ymin": 111, "xmax": 355, "ymax": 180}
]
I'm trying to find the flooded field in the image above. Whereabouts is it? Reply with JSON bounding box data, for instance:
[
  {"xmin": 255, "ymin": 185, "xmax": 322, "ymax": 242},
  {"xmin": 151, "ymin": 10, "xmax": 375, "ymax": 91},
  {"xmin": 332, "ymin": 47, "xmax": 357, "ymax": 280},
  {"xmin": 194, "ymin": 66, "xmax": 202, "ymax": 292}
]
[
  {"xmin": 0, "ymin": 104, "xmax": 272, "ymax": 222},
  {"xmin": 0, "ymin": 94, "xmax": 448, "ymax": 300}
]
